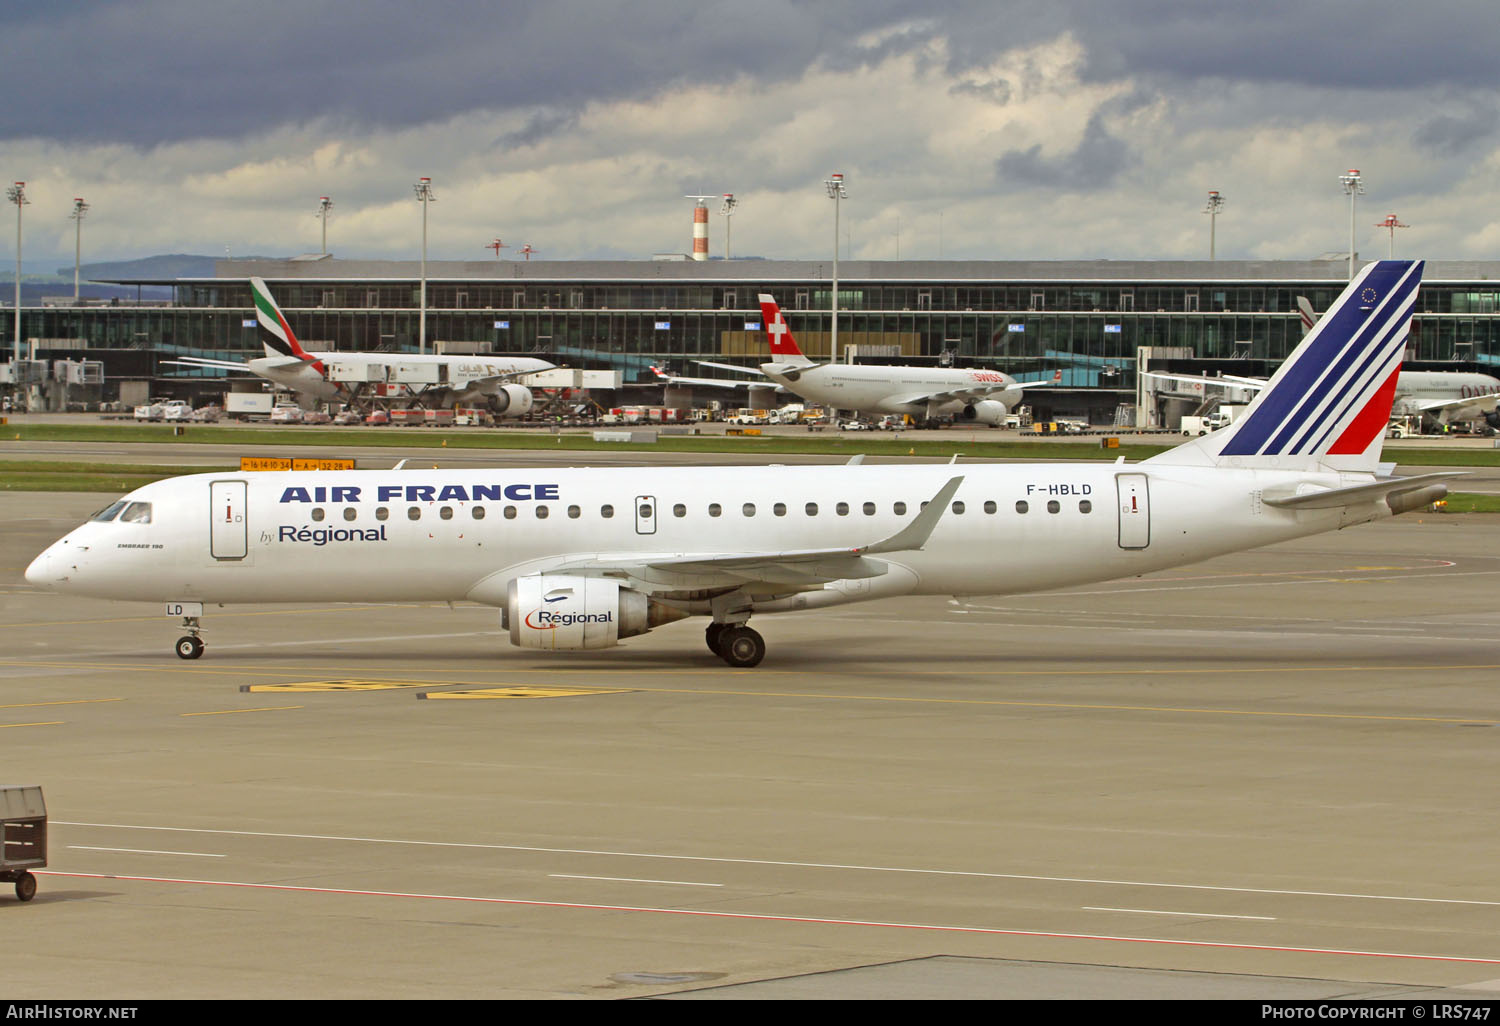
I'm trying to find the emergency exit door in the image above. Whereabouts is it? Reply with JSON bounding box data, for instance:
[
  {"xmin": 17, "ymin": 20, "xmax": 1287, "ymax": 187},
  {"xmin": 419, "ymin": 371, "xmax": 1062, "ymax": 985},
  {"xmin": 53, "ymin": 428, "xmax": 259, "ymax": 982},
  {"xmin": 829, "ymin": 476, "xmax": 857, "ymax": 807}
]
[
  {"xmin": 210, "ymin": 480, "xmax": 248, "ymax": 560},
  {"xmin": 1116, "ymin": 473, "xmax": 1150, "ymax": 550}
]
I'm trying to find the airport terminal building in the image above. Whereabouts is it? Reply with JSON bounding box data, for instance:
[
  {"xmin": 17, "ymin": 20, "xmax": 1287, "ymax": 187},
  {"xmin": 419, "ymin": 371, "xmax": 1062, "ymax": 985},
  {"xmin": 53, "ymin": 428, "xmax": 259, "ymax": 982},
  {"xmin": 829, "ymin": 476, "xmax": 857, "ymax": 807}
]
[{"xmin": 5, "ymin": 256, "xmax": 1500, "ymax": 420}]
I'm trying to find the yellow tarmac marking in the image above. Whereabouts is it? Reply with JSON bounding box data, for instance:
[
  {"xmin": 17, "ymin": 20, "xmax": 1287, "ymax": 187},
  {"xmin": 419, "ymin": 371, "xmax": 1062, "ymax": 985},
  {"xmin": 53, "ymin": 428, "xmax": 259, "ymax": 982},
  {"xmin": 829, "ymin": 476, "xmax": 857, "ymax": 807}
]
[
  {"xmin": 417, "ymin": 686, "xmax": 632, "ymax": 700},
  {"xmin": 180, "ymin": 706, "xmax": 303, "ymax": 717},
  {"xmin": 0, "ymin": 698, "xmax": 122, "ymax": 710},
  {"xmin": 242, "ymin": 681, "xmax": 424, "ymax": 693},
  {"xmin": 0, "ymin": 721, "xmax": 63, "ymax": 728},
  {"xmin": 0, "ymin": 661, "xmax": 1493, "ymax": 725}
]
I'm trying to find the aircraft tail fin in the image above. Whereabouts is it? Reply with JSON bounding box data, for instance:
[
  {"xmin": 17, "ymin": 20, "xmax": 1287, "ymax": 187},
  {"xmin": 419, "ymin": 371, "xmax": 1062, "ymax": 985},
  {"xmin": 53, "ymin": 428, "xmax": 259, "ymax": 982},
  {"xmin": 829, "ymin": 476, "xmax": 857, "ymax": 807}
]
[
  {"xmin": 758, "ymin": 294, "xmax": 816, "ymax": 367},
  {"xmin": 250, "ymin": 277, "xmax": 311, "ymax": 361},
  {"xmin": 1297, "ymin": 296, "xmax": 1318, "ymax": 336},
  {"xmin": 1147, "ymin": 260, "xmax": 1423, "ymax": 475}
]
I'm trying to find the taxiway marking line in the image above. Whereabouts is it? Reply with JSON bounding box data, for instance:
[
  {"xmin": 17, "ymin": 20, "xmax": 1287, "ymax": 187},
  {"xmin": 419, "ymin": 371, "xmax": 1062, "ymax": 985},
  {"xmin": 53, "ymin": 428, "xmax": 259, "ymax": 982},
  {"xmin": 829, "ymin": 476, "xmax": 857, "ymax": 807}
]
[
  {"xmin": 180, "ymin": 706, "xmax": 303, "ymax": 717},
  {"xmin": 35, "ymin": 871, "xmax": 1500, "ymax": 966},
  {"xmin": 0, "ymin": 720, "xmax": 62, "ymax": 728},
  {"xmin": 53, "ymin": 821, "xmax": 1500, "ymax": 909},
  {"xmin": 0, "ymin": 698, "xmax": 122, "ymax": 710},
  {"xmin": 69, "ymin": 846, "xmax": 224, "ymax": 858},
  {"xmin": 550, "ymin": 874, "xmax": 722, "ymax": 887},
  {"xmin": 1083, "ymin": 907, "xmax": 1276, "ymax": 921}
]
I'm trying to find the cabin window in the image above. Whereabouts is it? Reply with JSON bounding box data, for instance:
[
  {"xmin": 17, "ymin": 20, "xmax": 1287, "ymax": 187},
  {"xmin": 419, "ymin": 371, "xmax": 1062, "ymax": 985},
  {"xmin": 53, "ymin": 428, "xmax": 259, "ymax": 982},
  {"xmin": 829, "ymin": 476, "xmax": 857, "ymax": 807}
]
[
  {"xmin": 862, "ymin": 501, "xmax": 876, "ymax": 516},
  {"xmin": 673, "ymin": 503, "xmax": 687, "ymax": 517},
  {"xmin": 504, "ymin": 506, "xmax": 518, "ymax": 520},
  {"xmin": 893, "ymin": 501, "xmax": 906, "ymax": 515},
  {"xmin": 639, "ymin": 503, "xmax": 653, "ymax": 519},
  {"xmin": 568, "ymin": 505, "xmax": 581, "ymax": 519},
  {"xmin": 536, "ymin": 506, "xmax": 549, "ymax": 519},
  {"xmin": 708, "ymin": 503, "xmax": 722, "ymax": 517},
  {"xmin": 343, "ymin": 507, "xmax": 358, "ymax": 522},
  {"xmin": 440, "ymin": 506, "xmax": 454, "ymax": 520},
  {"xmin": 773, "ymin": 502, "xmax": 786, "ymax": 517},
  {"xmin": 1047, "ymin": 500, "xmax": 1060, "ymax": 513},
  {"xmin": 471, "ymin": 507, "xmax": 485, "ymax": 520},
  {"xmin": 601, "ymin": 504, "xmax": 614, "ymax": 518},
  {"xmin": 376, "ymin": 507, "xmax": 390, "ymax": 521},
  {"xmin": 1015, "ymin": 500, "xmax": 1029, "ymax": 514},
  {"xmin": 742, "ymin": 503, "xmax": 756, "ymax": 517},
  {"xmin": 805, "ymin": 502, "xmax": 818, "ymax": 516},
  {"xmin": 984, "ymin": 500, "xmax": 997, "ymax": 514},
  {"xmin": 91, "ymin": 501, "xmax": 127, "ymax": 522},
  {"xmin": 836, "ymin": 502, "xmax": 849, "ymax": 516},
  {"xmin": 1079, "ymin": 500, "xmax": 1092, "ymax": 514},
  {"xmin": 408, "ymin": 507, "xmax": 422, "ymax": 521},
  {"xmin": 120, "ymin": 501, "xmax": 152, "ymax": 524},
  {"xmin": 310, "ymin": 508, "xmax": 326, "ymax": 522},
  {"xmin": 952, "ymin": 501, "xmax": 965, "ymax": 514}
]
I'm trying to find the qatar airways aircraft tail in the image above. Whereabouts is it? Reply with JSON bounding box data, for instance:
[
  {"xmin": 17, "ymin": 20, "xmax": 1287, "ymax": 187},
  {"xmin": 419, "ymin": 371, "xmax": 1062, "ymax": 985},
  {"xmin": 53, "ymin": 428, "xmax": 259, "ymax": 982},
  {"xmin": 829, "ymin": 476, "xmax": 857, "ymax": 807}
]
[
  {"xmin": 757, "ymin": 294, "xmax": 817, "ymax": 368},
  {"xmin": 1149, "ymin": 259, "xmax": 1422, "ymax": 476}
]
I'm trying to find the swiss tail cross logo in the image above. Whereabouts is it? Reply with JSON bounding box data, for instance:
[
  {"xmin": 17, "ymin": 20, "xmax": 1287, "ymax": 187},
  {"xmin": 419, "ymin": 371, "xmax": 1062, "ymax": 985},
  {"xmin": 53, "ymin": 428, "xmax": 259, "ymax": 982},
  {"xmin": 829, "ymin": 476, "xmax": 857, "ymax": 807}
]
[{"xmin": 758, "ymin": 294, "xmax": 814, "ymax": 366}]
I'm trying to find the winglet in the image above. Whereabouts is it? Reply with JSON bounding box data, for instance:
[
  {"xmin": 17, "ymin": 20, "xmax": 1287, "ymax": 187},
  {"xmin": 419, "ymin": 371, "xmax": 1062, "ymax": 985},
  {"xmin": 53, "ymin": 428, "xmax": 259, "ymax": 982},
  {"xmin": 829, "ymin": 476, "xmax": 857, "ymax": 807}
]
[{"xmin": 861, "ymin": 476, "xmax": 963, "ymax": 554}]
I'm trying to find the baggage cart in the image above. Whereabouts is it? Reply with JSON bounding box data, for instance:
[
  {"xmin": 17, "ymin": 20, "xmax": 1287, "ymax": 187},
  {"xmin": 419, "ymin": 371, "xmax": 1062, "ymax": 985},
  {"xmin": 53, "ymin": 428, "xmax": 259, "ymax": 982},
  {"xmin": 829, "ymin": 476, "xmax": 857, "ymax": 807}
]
[{"xmin": 1, "ymin": 786, "xmax": 46, "ymax": 901}]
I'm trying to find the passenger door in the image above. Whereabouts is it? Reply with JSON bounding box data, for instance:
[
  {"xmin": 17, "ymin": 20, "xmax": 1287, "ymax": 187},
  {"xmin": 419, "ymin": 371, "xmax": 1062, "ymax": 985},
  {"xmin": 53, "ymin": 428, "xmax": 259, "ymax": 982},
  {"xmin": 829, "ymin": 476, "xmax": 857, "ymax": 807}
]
[
  {"xmin": 210, "ymin": 480, "xmax": 248, "ymax": 560},
  {"xmin": 1116, "ymin": 473, "xmax": 1150, "ymax": 550}
]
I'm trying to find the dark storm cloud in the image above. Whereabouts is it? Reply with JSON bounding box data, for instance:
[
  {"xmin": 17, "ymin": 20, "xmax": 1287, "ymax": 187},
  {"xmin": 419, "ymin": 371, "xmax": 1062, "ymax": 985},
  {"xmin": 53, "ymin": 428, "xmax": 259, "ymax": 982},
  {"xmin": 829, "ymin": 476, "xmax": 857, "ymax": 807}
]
[
  {"xmin": 0, "ymin": 0, "xmax": 937, "ymax": 144},
  {"xmin": 994, "ymin": 112, "xmax": 1135, "ymax": 191}
]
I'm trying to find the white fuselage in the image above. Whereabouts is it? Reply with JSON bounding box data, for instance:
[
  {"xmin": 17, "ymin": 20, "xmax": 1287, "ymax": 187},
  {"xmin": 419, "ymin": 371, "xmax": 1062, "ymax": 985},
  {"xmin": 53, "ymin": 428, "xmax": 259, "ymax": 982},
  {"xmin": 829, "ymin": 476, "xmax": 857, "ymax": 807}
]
[
  {"xmin": 247, "ymin": 353, "xmax": 554, "ymax": 405},
  {"xmin": 1391, "ymin": 371, "xmax": 1500, "ymax": 422},
  {"xmin": 760, "ymin": 363, "xmax": 1023, "ymax": 418},
  {"xmin": 27, "ymin": 463, "xmax": 1367, "ymax": 618}
]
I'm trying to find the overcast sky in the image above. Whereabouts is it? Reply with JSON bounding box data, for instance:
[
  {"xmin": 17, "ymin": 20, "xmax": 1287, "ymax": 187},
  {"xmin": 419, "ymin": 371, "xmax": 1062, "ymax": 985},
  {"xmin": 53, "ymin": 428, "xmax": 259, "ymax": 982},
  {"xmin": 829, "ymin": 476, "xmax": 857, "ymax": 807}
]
[{"xmin": 3, "ymin": 0, "xmax": 1497, "ymax": 270}]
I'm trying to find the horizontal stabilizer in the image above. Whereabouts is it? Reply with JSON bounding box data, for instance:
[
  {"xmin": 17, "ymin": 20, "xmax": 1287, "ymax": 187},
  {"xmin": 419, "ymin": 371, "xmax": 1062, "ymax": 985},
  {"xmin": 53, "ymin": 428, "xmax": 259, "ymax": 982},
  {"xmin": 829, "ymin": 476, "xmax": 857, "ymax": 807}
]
[{"xmin": 1262, "ymin": 471, "xmax": 1464, "ymax": 510}]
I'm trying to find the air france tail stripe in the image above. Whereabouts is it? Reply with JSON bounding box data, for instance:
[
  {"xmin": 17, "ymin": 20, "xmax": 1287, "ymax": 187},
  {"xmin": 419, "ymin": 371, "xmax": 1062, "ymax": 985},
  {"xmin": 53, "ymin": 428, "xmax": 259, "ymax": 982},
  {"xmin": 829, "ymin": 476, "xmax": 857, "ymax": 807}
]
[
  {"xmin": 1283, "ymin": 298, "xmax": 1412, "ymax": 456},
  {"xmin": 1221, "ymin": 261, "xmax": 1421, "ymax": 457},
  {"xmin": 1268, "ymin": 266, "xmax": 1420, "ymax": 455},
  {"xmin": 1300, "ymin": 308, "xmax": 1414, "ymax": 455},
  {"xmin": 1260, "ymin": 266, "xmax": 1418, "ymax": 454}
]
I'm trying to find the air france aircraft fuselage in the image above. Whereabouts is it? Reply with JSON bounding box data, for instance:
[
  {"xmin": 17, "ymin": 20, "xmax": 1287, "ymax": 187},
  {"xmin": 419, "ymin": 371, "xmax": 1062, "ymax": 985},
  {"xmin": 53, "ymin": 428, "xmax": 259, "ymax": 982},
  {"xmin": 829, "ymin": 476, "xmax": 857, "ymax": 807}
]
[{"xmin": 28, "ymin": 261, "xmax": 1457, "ymax": 667}]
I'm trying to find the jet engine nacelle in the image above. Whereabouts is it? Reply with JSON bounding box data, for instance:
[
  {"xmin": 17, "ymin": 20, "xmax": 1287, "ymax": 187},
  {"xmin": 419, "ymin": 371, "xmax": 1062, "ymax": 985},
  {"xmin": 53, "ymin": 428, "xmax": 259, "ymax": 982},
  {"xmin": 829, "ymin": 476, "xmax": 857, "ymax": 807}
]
[
  {"xmin": 491, "ymin": 384, "xmax": 534, "ymax": 417},
  {"xmin": 1484, "ymin": 407, "xmax": 1500, "ymax": 431},
  {"xmin": 504, "ymin": 574, "xmax": 686, "ymax": 650},
  {"xmin": 960, "ymin": 399, "xmax": 1007, "ymax": 426}
]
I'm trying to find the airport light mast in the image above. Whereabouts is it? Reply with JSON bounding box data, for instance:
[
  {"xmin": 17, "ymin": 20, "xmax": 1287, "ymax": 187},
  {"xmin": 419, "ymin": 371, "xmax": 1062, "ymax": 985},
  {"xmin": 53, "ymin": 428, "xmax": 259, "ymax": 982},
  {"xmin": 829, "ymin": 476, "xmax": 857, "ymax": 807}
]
[
  {"xmin": 70, "ymin": 197, "xmax": 89, "ymax": 304},
  {"xmin": 1339, "ymin": 169, "xmax": 1364, "ymax": 280},
  {"xmin": 719, "ymin": 193, "xmax": 737, "ymax": 260},
  {"xmin": 413, "ymin": 177, "xmax": 435, "ymax": 355},
  {"xmin": 1375, "ymin": 213, "xmax": 1409, "ymax": 258},
  {"xmin": 824, "ymin": 172, "xmax": 847, "ymax": 363},
  {"xmin": 317, "ymin": 196, "xmax": 333, "ymax": 255},
  {"xmin": 7, "ymin": 182, "xmax": 26, "ymax": 361},
  {"xmin": 1203, "ymin": 190, "xmax": 1225, "ymax": 261}
]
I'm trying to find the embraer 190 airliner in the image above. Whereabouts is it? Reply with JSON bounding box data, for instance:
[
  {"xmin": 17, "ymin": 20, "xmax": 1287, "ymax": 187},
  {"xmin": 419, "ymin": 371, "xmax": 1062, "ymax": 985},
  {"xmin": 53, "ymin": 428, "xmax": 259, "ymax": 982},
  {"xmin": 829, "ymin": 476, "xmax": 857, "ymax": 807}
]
[{"xmin": 27, "ymin": 260, "xmax": 1455, "ymax": 668}]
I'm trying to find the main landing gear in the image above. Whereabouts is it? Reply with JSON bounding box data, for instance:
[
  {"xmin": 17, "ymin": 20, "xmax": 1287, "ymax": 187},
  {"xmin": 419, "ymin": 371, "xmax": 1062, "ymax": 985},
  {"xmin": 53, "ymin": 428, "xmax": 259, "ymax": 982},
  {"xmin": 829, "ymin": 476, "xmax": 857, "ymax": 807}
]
[
  {"xmin": 175, "ymin": 614, "xmax": 205, "ymax": 660},
  {"xmin": 705, "ymin": 622, "xmax": 766, "ymax": 668}
]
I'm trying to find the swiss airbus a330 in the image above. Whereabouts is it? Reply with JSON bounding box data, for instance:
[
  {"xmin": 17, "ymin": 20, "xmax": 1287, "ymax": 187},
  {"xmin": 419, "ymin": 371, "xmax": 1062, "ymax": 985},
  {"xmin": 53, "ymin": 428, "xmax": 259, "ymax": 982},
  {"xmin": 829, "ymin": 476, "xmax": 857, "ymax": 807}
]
[{"xmin": 28, "ymin": 260, "xmax": 1454, "ymax": 668}]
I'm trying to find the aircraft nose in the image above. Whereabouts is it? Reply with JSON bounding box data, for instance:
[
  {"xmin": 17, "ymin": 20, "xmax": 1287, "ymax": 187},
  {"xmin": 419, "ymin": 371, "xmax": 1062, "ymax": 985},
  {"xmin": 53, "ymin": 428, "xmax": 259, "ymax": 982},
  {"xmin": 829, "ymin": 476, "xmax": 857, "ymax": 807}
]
[
  {"xmin": 24, "ymin": 541, "xmax": 69, "ymax": 589},
  {"xmin": 24, "ymin": 548, "xmax": 52, "ymax": 586}
]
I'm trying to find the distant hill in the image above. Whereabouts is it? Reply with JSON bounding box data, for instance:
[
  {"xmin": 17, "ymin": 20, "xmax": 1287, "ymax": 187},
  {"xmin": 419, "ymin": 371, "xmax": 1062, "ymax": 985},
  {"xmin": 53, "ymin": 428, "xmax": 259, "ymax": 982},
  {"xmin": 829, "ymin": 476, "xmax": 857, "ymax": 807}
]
[{"xmin": 63, "ymin": 254, "xmax": 278, "ymax": 282}]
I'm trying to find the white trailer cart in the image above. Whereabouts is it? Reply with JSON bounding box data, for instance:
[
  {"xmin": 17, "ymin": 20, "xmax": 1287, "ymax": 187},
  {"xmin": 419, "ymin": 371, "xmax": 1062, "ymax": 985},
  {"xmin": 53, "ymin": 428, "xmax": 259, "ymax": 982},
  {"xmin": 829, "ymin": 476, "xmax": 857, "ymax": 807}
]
[{"xmin": 1, "ymin": 786, "xmax": 46, "ymax": 901}]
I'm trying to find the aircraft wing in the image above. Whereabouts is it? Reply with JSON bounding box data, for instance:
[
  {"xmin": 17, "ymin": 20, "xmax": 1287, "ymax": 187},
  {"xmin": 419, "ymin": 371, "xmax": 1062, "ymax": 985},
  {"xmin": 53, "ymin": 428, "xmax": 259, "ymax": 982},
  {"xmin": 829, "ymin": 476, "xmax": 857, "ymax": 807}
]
[
  {"xmin": 650, "ymin": 366, "xmax": 758, "ymax": 390},
  {"xmin": 548, "ymin": 476, "xmax": 964, "ymax": 592},
  {"xmin": 161, "ymin": 357, "xmax": 261, "ymax": 376},
  {"xmin": 1409, "ymin": 394, "xmax": 1500, "ymax": 422},
  {"xmin": 885, "ymin": 383, "xmax": 1018, "ymax": 406},
  {"xmin": 693, "ymin": 360, "xmax": 770, "ymax": 379}
]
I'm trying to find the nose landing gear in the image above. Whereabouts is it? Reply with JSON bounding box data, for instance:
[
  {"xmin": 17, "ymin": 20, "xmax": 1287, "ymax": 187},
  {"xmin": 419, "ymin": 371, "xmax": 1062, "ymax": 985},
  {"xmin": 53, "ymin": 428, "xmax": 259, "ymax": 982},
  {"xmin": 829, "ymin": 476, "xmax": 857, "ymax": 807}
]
[{"xmin": 173, "ymin": 608, "xmax": 205, "ymax": 660}]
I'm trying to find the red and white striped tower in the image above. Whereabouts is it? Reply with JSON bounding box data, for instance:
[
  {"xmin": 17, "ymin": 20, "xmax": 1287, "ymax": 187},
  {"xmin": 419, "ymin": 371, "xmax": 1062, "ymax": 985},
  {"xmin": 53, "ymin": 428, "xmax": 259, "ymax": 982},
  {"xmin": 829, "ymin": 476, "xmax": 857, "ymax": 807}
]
[{"xmin": 686, "ymin": 195, "xmax": 714, "ymax": 261}]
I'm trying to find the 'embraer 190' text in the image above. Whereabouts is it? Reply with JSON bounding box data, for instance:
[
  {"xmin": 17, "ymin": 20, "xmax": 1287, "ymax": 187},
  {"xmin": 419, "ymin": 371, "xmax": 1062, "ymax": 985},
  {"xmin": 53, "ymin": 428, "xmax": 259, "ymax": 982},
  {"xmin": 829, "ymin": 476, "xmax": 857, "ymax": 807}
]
[{"xmin": 279, "ymin": 483, "xmax": 561, "ymax": 504}]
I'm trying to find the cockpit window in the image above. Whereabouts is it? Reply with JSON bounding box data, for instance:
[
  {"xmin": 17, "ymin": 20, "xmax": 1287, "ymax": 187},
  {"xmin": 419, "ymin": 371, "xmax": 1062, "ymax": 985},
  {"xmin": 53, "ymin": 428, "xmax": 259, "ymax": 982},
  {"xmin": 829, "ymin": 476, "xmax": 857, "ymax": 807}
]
[
  {"xmin": 90, "ymin": 501, "xmax": 128, "ymax": 522},
  {"xmin": 119, "ymin": 502, "xmax": 153, "ymax": 524}
]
